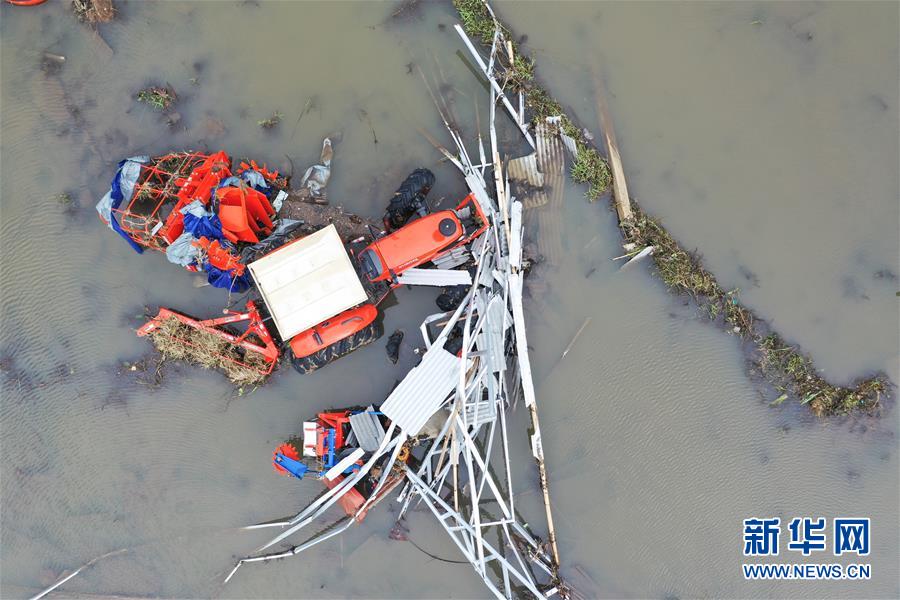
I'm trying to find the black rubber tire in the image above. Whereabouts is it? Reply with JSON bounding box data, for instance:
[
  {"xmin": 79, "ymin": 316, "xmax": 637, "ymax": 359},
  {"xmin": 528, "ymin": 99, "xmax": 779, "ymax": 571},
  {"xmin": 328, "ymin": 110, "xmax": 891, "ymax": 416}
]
[
  {"xmin": 384, "ymin": 168, "xmax": 435, "ymax": 230},
  {"xmin": 435, "ymin": 284, "xmax": 469, "ymax": 312},
  {"xmin": 289, "ymin": 320, "xmax": 384, "ymax": 374}
]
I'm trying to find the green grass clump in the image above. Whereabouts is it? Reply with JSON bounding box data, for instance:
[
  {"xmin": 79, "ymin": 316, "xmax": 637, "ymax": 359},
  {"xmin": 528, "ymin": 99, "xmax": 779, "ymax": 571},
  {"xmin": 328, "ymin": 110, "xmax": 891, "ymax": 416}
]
[
  {"xmin": 570, "ymin": 142, "xmax": 612, "ymax": 202},
  {"xmin": 755, "ymin": 332, "xmax": 888, "ymax": 416},
  {"xmin": 625, "ymin": 204, "xmax": 890, "ymax": 417},
  {"xmin": 453, "ymin": 0, "xmax": 891, "ymax": 418},
  {"xmin": 454, "ymin": 0, "xmax": 502, "ymax": 44},
  {"xmin": 137, "ymin": 86, "xmax": 176, "ymax": 111},
  {"xmin": 258, "ymin": 111, "xmax": 283, "ymax": 129}
]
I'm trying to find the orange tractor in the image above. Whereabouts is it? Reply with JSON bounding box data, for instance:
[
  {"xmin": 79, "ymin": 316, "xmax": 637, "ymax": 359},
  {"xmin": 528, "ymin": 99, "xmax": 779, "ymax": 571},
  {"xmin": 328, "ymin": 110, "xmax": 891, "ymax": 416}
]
[{"xmin": 98, "ymin": 151, "xmax": 485, "ymax": 382}]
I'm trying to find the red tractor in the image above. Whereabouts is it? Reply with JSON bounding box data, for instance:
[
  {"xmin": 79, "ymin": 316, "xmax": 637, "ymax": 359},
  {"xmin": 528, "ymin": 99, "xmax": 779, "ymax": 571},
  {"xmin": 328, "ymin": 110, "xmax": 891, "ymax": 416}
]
[{"xmin": 101, "ymin": 152, "xmax": 486, "ymax": 382}]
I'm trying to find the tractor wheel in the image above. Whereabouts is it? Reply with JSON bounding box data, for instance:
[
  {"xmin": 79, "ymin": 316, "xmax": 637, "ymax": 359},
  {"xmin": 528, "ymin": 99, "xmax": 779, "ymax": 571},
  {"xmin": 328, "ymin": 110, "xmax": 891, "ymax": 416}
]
[
  {"xmin": 435, "ymin": 284, "xmax": 469, "ymax": 312},
  {"xmin": 290, "ymin": 320, "xmax": 384, "ymax": 374},
  {"xmin": 383, "ymin": 168, "xmax": 435, "ymax": 230}
]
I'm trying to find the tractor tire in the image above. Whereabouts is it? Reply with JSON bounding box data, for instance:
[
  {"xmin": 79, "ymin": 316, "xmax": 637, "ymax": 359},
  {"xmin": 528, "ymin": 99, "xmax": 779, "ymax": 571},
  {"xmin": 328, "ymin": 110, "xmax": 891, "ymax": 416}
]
[
  {"xmin": 435, "ymin": 284, "xmax": 469, "ymax": 312},
  {"xmin": 383, "ymin": 168, "xmax": 435, "ymax": 230},
  {"xmin": 289, "ymin": 320, "xmax": 384, "ymax": 374}
]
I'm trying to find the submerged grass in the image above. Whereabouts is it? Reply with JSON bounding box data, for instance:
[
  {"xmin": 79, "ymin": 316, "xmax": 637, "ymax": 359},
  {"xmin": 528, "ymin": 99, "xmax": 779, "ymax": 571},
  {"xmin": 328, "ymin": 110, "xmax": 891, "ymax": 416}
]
[{"xmin": 454, "ymin": 0, "xmax": 891, "ymax": 417}]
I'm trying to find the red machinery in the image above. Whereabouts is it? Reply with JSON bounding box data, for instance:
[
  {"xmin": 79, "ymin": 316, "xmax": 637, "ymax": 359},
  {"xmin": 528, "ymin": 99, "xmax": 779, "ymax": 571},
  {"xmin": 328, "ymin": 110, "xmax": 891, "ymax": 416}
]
[
  {"xmin": 115, "ymin": 158, "xmax": 485, "ymax": 381},
  {"xmin": 272, "ymin": 409, "xmax": 407, "ymax": 522},
  {"xmin": 104, "ymin": 151, "xmax": 280, "ymax": 252},
  {"xmin": 359, "ymin": 193, "xmax": 486, "ymax": 283}
]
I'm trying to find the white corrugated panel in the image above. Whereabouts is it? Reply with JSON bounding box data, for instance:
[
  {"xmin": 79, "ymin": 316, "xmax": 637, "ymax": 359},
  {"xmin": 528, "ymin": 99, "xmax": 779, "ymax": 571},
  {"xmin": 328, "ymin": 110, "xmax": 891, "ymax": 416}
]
[
  {"xmin": 248, "ymin": 224, "xmax": 367, "ymax": 340},
  {"xmin": 349, "ymin": 408, "xmax": 385, "ymax": 452},
  {"xmin": 397, "ymin": 268, "xmax": 472, "ymax": 287},
  {"xmin": 507, "ymin": 153, "xmax": 543, "ymax": 187},
  {"xmin": 381, "ymin": 348, "xmax": 460, "ymax": 435},
  {"xmin": 432, "ymin": 246, "xmax": 471, "ymax": 270},
  {"xmin": 480, "ymin": 295, "xmax": 508, "ymax": 373}
]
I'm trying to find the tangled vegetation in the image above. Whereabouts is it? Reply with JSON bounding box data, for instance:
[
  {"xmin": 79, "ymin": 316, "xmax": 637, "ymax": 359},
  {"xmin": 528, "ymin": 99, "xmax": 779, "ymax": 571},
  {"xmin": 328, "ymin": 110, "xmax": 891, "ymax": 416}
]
[
  {"xmin": 258, "ymin": 111, "xmax": 283, "ymax": 129},
  {"xmin": 146, "ymin": 316, "xmax": 270, "ymax": 386},
  {"xmin": 454, "ymin": 0, "xmax": 612, "ymax": 202},
  {"xmin": 622, "ymin": 203, "xmax": 889, "ymax": 416},
  {"xmin": 137, "ymin": 86, "xmax": 177, "ymax": 111},
  {"xmin": 454, "ymin": 0, "xmax": 890, "ymax": 416}
]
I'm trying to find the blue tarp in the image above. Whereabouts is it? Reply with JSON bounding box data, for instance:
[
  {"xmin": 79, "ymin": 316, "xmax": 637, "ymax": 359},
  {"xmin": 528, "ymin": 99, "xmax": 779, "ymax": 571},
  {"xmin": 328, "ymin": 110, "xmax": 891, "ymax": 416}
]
[
  {"xmin": 181, "ymin": 200, "xmax": 224, "ymax": 240},
  {"xmin": 204, "ymin": 261, "xmax": 251, "ymax": 293},
  {"xmin": 95, "ymin": 156, "xmax": 150, "ymax": 253}
]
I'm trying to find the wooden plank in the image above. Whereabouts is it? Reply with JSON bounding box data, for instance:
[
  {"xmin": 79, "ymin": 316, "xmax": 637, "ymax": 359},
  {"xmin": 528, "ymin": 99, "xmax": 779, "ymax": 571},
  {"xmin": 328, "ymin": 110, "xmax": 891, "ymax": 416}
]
[{"xmin": 593, "ymin": 74, "xmax": 633, "ymax": 222}]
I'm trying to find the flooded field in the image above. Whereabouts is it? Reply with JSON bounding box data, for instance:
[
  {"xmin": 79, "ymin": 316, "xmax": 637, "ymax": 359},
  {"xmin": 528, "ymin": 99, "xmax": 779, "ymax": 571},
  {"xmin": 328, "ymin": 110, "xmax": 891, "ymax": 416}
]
[{"xmin": 1, "ymin": 1, "xmax": 897, "ymax": 599}]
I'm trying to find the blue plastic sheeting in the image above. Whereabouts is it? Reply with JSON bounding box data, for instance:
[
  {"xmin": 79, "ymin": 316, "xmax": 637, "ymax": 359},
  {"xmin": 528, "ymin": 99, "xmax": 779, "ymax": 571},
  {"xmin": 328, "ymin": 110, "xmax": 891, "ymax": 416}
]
[
  {"xmin": 95, "ymin": 156, "xmax": 150, "ymax": 253},
  {"xmin": 180, "ymin": 200, "xmax": 224, "ymax": 240},
  {"xmin": 204, "ymin": 261, "xmax": 251, "ymax": 293},
  {"xmin": 165, "ymin": 232, "xmax": 200, "ymax": 267}
]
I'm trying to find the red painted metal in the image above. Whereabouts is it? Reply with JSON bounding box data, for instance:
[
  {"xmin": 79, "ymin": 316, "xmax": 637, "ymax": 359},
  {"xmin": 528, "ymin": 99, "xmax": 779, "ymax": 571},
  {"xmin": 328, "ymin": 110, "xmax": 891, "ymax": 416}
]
[
  {"xmin": 288, "ymin": 304, "xmax": 378, "ymax": 359},
  {"xmin": 136, "ymin": 300, "xmax": 279, "ymax": 375},
  {"xmin": 362, "ymin": 193, "xmax": 487, "ymax": 283}
]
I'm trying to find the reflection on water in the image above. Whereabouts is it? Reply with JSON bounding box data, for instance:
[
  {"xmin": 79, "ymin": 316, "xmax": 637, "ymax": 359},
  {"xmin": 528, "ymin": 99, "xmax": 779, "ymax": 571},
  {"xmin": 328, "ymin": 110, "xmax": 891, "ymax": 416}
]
[{"xmin": 1, "ymin": 1, "xmax": 897, "ymax": 598}]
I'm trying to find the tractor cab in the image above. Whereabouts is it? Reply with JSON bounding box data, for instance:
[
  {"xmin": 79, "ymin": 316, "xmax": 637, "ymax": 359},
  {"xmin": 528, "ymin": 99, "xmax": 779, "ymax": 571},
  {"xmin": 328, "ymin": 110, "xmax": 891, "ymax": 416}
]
[{"xmin": 359, "ymin": 193, "xmax": 486, "ymax": 283}]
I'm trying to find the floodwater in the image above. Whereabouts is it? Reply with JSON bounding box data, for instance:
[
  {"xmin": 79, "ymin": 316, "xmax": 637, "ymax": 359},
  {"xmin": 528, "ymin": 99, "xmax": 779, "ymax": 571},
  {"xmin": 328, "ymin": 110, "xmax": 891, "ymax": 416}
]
[{"xmin": 1, "ymin": 1, "xmax": 897, "ymax": 599}]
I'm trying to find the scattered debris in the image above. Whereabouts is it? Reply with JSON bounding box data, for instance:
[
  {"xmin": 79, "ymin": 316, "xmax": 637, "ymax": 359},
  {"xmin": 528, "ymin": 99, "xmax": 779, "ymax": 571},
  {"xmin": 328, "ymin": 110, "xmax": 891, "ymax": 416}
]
[
  {"xmin": 385, "ymin": 330, "xmax": 404, "ymax": 364},
  {"xmin": 560, "ymin": 317, "xmax": 591, "ymax": 361},
  {"xmin": 257, "ymin": 111, "xmax": 282, "ymax": 129},
  {"xmin": 52, "ymin": 192, "xmax": 74, "ymax": 207},
  {"xmin": 71, "ymin": 0, "xmax": 115, "ymax": 24},
  {"xmin": 29, "ymin": 548, "xmax": 127, "ymax": 600},
  {"xmin": 453, "ymin": 1, "xmax": 612, "ymax": 202},
  {"xmin": 224, "ymin": 19, "xmax": 567, "ymax": 598},
  {"xmin": 136, "ymin": 85, "xmax": 176, "ymax": 111},
  {"xmin": 99, "ymin": 141, "xmax": 486, "ymax": 383}
]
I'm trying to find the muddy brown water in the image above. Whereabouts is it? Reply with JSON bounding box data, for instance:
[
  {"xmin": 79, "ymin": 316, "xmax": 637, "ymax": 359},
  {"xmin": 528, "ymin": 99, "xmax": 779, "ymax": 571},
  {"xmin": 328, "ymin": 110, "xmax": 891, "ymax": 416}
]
[{"xmin": 1, "ymin": 2, "xmax": 897, "ymax": 599}]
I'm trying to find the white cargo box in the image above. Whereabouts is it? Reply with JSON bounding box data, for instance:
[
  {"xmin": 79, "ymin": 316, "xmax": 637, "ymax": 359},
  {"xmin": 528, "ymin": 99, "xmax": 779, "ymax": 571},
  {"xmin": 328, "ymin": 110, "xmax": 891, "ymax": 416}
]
[{"xmin": 248, "ymin": 224, "xmax": 368, "ymax": 340}]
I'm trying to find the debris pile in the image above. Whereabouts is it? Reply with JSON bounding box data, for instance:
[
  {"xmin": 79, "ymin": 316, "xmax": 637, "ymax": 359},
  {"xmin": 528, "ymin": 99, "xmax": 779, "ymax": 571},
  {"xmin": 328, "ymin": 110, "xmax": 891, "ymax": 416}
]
[
  {"xmin": 145, "ymin": 315, "xmax": 270, "ymax": 386},
  {"xmin": 224, "ymin": 18, "xmax": 567, "ymax": 599},
  {"xmin": 99, "ymin": 138, "xmax": 487, "ymax": 384},
  {"xmin": 136, "ymin": 86, "xmax": 177, "ymax": 111}
]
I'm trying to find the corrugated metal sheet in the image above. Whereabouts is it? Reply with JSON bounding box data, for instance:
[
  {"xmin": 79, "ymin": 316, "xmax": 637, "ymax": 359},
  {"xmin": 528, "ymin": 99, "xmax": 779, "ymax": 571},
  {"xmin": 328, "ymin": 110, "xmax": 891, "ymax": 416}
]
[
  {"xmin": 349, "ymin": 408, "xmax": 385, "ymax": 452},
  {"xmin": 432, "ymin": 246, "xmax": 471, "ymax": 270},
  {"xmin": 533, "ymin": 119, "xmax": 566, "ymax": 263},
  {"xmin": 381, "ymin": 348, "xmax": 460, "ymax": 435},
  {"xmin": 507, "ymin": 153, "xmax": 543, "ymax": 187},
  {"xmin": 397, "ymin": 268, "xmax": 472, "ymax": 287},
  {"xmin": 480, "ymin": 295, "xmax": 508, "ymax": 373},
  {"xmin": 464, "ymin": 398, "xmax": 496, "ymax": 424}
]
